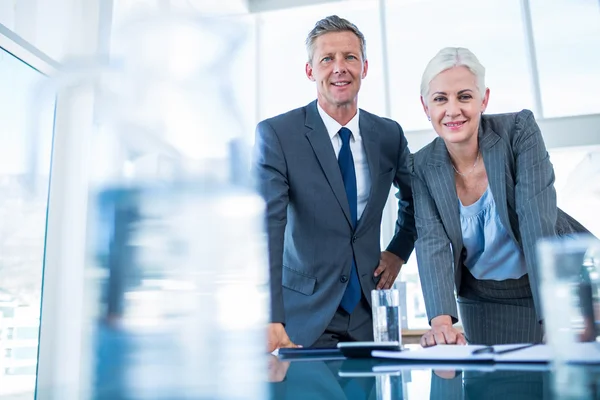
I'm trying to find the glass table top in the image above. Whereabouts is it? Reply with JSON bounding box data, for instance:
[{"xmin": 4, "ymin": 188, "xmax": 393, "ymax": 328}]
[{"xmin": 268, "ymin": 355, "xmax": 600, "ymax": 400}]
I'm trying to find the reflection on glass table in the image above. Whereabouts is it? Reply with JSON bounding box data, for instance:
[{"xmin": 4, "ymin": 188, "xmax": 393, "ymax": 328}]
[{"xmin": 269, "ymin": 354, "xmax": 600, "ymax": 400}]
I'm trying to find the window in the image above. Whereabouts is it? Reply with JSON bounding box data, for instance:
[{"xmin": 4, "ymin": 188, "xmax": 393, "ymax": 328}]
[
  {"xmin": 7, "ymin": 366, "xmax": 37, "ymax": 376},
  {"xmin": 529, "ymin": 0, "xmax": 600, "ymax": 117},
  {"xmin": 14, "ymin": 327, "xmax": 39, "ymax": 340},
  {"xmin": 13, "ymin": 346, "xmax": 39, "ymax": 360},
  {"xmin": 384, "ymin": 0, "xmax": 534, "ymax": 132},
  {"xmin": 550, "ymin": 146, "xmax": 600, "ymax": 237},
  {"xmin": 0, "ymin": 306, "xmax": 15, "ymax": 318},
  {"xmin": 0, "ymin": 44, "xmax": 55, "ymax": 393}
]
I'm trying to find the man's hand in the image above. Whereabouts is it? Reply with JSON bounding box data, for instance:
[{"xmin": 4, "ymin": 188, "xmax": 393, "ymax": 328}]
[
  {"xmin": 420, "ymin": 315, "xmax": 466, "ymax": 347},
  {"xmin": 267, "ymin": 323, "xmax": 301, "ymax": 353},
  {"xmin": 374, "ymin": 251, "xmax": 404, "ymax": 289}
]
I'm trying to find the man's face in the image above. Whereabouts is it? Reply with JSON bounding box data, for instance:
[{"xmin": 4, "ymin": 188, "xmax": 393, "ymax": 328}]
[{"xmin": 305, "ymin": 31, "xmax": 368, "ymax": 111}]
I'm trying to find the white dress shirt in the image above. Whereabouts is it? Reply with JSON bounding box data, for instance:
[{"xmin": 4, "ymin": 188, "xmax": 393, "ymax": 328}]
[{"xmin": 317, "ymin": 103, "xmax": 371, "ymax": 221}]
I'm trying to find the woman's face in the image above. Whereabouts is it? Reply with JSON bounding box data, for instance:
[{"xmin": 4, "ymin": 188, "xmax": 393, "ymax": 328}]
[{"xmin": 421, "ymin": 66, "xmax": 489, "ymax": 146}]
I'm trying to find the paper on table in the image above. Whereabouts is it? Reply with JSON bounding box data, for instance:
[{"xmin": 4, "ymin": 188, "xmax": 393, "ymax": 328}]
[
  {"xmin": 372, "ymin": 343, "xmax": 600, "ymax": 364},
  {"xmin": 372, "ymin": 344, "xmax": 495, "ymax": 362}
]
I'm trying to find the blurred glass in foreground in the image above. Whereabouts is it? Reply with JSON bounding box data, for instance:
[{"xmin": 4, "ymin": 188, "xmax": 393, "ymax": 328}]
[
  {"xmin": 38, "ymin": 9, "xmax": 268, "ymax": 400},
  {"xmin": 538, "ymin": 234, "xmax": 600, "ymax": 398},
  {"xmin": 550, "ymin": 364, "xmax": 600, "ymax": 400},
  {"xmin": 538, "ymin": 235, "xmax": 600, "ymax": 359}
]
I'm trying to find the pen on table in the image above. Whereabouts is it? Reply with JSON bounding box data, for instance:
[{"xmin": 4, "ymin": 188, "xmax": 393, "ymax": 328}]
[{"xmin": 471, "ymin": 343, "xmax": 538, "ymax": 355}]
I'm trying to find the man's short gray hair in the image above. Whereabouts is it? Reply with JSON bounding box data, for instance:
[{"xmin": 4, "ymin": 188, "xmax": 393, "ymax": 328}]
[
  {"xmin": 305, "ymin": 15, "xmax": 366, "ymax": 64},
  {"xmin": 420, "ymin": 47, "xmax": 486, "ymax": 102}
]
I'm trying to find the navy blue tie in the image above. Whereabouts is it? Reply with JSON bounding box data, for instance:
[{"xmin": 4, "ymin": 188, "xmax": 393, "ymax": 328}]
[{"xmin": 338, "ymin": 127, "xmax": 361, "ymax": 314}]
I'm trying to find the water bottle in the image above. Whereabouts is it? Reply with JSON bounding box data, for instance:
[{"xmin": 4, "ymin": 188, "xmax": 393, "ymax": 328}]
[{"xmin": 33, "ymin": 9, "xmax": 269, "ymax": 400}]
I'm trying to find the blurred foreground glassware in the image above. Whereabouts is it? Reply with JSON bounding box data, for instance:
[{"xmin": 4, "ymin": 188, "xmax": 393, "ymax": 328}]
[
  {"xmin": 550, "ymin": 364, "xmax": 599, "ymax": 400},
  {"xmin": 33, "ymin": 9, "xmax": 268, "ymax": 400},
  {"xmin": 538, "ymin": 234, "xmax": 600, "ymax": 363}
]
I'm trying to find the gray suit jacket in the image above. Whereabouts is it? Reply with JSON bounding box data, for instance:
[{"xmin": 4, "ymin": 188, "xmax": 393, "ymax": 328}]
[
  {"xmin": 411, "ymin": 109, "xmax": 588, "ymax": 323},
  {"xmin": 254, "ymin": 100, "xmax": 416, "ymax": 346}
]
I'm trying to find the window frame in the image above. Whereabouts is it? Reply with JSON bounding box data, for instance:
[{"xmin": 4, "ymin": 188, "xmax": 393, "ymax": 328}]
[
  {"xmin": 0, "ymin": 24, "xmax": 58, "ymax": 76},
  {"xmin": 0, "ymin": 22, "xmax": 58, "ymax": 398}
]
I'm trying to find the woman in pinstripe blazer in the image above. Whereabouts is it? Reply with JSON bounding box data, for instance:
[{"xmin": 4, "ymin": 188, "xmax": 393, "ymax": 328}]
[{"xmin": 411, "ymin": 47, "xmax": 590, "ymax": 347}]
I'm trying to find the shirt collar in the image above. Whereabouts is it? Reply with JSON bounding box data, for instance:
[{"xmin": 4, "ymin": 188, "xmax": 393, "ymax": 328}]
[{"xmin": 316, "ymin": 102, "xmax": 361, "ymax": 141}]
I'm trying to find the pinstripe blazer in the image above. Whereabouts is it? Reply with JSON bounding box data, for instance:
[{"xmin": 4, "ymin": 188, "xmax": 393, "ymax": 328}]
[{"xmin": 410, "ymin": 109, "xmax": 589, "ymax": 323}]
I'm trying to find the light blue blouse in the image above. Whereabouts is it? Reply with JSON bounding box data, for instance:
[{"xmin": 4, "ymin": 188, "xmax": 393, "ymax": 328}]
[{"xmin": 459, "ymin": 186, "xmax": 527, "ymax": 280}]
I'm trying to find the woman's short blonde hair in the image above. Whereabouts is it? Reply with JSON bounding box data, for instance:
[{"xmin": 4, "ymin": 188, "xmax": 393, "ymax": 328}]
[{"xmin": 420, "ymin": 47, "xmax": 486, "ymax": 102}]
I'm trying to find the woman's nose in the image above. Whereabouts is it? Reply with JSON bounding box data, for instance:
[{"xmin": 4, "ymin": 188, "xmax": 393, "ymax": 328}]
[{"xmin": 445, "ymin": 99, "xmax": 462, "ymax": 118}]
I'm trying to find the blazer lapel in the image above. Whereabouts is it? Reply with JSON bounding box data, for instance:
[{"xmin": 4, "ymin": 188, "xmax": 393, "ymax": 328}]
[
  {"xmin": 479, "ymin": 121, "xmax": 518, "ymax": 243},
  {"xmin": 356, "ymin": 111, "xmax": 379, "ymax": 232},
  {"xmin": 304, "ymin": 101, "xmax": 353, "ymax": 228},
  {"xmin": 426, "ymin": 139, "xmax": 463, "ymax": 261}
]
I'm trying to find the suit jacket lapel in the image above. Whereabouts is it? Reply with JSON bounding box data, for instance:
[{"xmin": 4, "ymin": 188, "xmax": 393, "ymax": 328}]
[
  {"xmin": 304, "ymin": 101, "xmax": 353, "ymax": 228},
  {"xmin": 479, "ymin": 121, "xmax": 517, "ymax": 243},
  {"xmin": 426, "ymin": 139, "xmax": 463, "ymax": 262},
  {"xmin": 356, "ymin": 111, "xmax": 379, "ymax": 232}
]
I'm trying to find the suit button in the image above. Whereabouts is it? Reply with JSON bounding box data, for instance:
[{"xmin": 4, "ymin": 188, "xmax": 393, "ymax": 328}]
[
  {"xmin": 352, "ymin": 236, "xmax": 357, "ymax": 243},
  {"xmin": 340, "ymin": 275, "xmax": 348, "ymax": 283}
]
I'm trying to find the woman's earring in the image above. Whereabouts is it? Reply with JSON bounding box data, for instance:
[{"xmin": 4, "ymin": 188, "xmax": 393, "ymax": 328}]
[{"xmin": 427, "ymin": 116, "xmax": 431, "ymax": 121}]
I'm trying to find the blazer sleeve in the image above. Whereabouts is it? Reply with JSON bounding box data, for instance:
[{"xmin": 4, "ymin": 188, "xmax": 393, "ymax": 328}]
[
  {"xmin": 385, "ymin": 122, "xmax": 417, "ymax": 262},
  {"xmin": 253, "ymin": 120, "xmax": 288, "ymax": 324},
  {"xmin": 411, "ymin": 159, "xmax": 459, "ymax": 324},
  {"xmin": 512, "ymin": 109, "xmax": 558, "ymax": 321}
]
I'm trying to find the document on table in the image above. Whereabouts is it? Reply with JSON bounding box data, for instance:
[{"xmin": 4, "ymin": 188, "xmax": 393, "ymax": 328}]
[
  {"xmin": 373, "ymin": 344, "xmax": 494, "ymax": 362},
  {"xmin": 372, "ymin": 343, "xmax": 600, "ymax": 364}
]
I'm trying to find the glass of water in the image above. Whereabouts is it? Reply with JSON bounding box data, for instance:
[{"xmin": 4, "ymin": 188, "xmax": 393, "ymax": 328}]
[{"xmin": 371, "ymin": 289, "xmax": 402, "ymax": 344}]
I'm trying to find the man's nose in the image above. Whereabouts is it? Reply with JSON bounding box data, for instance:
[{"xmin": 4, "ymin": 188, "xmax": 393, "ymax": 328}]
[{"xmin": 333, "ymin": 59, "xmax": 347, "ymax": 74}]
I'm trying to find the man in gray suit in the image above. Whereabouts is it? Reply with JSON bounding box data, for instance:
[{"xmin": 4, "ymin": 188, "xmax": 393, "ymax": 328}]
[{"xmin": 254, "ymin": 15, "xmax": 416, "ymax": 351}]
